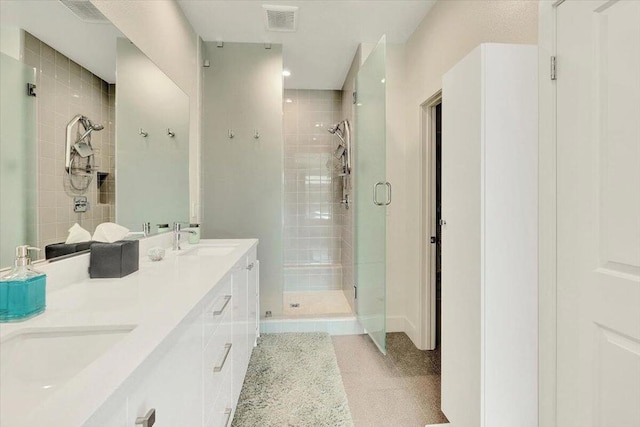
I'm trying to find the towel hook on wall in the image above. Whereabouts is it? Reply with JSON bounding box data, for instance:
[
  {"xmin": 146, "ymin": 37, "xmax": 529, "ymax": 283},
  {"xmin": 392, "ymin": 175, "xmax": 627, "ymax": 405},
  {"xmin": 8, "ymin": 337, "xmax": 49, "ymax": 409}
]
[
  {"xmin": 228, "ymin": 129, "xmax": 235, "ymax": 139},
  {"xmin": 167, "ymin": 128, "xmax": 175, "ymax": 138},
  {"xmin": 253, "ymin": 129, "xmax": 260, "ymax": 139},
  {"xmin": 139, "ymin": 128, "xmax": 148, "ymax": 137}
]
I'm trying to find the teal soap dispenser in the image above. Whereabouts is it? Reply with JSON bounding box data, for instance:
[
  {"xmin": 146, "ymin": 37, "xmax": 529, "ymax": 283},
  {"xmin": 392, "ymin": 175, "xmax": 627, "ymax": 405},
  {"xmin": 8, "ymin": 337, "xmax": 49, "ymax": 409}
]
[{"xmin": 0, "ymin": 246, "xmax": 46, "ymax": 322}]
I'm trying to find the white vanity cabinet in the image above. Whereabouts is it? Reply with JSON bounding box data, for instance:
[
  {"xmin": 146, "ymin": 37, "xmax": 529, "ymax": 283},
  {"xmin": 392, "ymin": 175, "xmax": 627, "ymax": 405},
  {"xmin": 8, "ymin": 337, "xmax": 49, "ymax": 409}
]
[
  {"xmin": 247, "ymin": 247, "xmax": 259, "ymax": 351},
  {"xmin": 203, "ymin": 275, "xmax": 234, "ymax": 426},
  {"xmin": 85, "ymin": 244, "xmax": 259, "ymax": 427},
  {"xmin": 205, "ymin": 247, "xmax": 259, "ymax": 425},
  {"xmin": 231, "ymin": 258, "xmax": 249, "ymax": 407}
]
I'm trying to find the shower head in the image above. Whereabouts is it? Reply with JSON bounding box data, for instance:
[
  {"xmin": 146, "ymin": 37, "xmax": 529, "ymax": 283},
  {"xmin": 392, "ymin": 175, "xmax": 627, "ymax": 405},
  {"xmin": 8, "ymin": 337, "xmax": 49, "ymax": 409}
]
[
  {"xmin": 328, "ymin": 121, "xmax": 346, "ymax": 145},
  {"xmin": 83, "ymin": 117, "xmax": 104, "ymax": 132},
  {"xmin": 89, "ymin": 121, "xmax": 104, "ymax": 131},
  {"xmin": 76, "ymin": 116, "xmax": 104, "ymax": 144},
  {"xmin": 79, "ymin": 116, "xmax": 104, "ymax": 132}
]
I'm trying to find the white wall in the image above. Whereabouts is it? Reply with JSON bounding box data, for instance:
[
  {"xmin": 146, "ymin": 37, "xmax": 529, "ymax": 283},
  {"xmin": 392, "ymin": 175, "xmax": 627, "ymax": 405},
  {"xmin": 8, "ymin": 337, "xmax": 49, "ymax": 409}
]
[
  {"xmin": 400, "ymin": 0, "xmax": 538, "ymax": 348},
  {"xmin": 91, "ymin": 0, "xmax": 202, "ymax": 223},
  {"xmin": 537, "ymin": 1, "xmax": 557, "ymax": 425},
  {"xmin": 0, "ymin": 27, "xmax": 22, "ymax": 60}
]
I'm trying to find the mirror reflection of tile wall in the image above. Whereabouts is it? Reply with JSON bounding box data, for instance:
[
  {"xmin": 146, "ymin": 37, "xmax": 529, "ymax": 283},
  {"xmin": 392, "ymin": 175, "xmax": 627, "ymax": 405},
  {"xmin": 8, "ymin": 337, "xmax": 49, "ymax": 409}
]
[
  {"xmin": 22, "ymin": 32, "xmax": 115, "ymax": 253},
  {"xmin": 283, "ymin": 89, "xmax": 344, "ymax": 292}
]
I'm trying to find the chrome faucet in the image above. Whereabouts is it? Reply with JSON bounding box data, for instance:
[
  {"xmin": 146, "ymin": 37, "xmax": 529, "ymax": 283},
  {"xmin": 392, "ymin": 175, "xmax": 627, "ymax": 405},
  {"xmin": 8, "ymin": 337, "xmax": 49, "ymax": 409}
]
[
  {"xmin": 126, "ymin": 222, "xmax": 152, "ymax": 239},
  {"xmin": 173, "ymin": 222, "xmax": 195, "ymax": 251}
]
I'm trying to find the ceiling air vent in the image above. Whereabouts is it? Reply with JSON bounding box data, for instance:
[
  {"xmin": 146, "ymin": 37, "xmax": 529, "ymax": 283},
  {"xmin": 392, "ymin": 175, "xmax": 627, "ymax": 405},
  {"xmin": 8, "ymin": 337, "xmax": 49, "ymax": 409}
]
[
  {"xmin": 59, "ymin": 0, "xmax": 110, "ymax": 24},
  {"xmin": 263, "ymin": 5, "xmax": 298, "ymax": 32}
]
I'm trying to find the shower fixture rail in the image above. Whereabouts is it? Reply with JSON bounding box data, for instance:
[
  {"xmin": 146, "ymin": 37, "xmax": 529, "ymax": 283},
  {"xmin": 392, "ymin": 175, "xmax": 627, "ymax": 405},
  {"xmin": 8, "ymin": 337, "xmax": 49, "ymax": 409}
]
[
  {"xmin": 328, "ymin": 119, "xmax": 352, "ymax": 209},
  {"xmin": 64, "ymin": 114, "xmax": 104, "ymax": 193}
]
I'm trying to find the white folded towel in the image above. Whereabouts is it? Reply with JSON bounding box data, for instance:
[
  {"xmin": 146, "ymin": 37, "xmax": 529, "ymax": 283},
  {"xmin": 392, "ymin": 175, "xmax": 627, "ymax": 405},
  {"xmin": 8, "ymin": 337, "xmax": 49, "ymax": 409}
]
[
  {"xmin": 65, "ymin": 223, "xmax": 92, "ymax": 244},
  {"xmin": 93, "ymin": 222, "xmax": 130, "ymax": 243}
]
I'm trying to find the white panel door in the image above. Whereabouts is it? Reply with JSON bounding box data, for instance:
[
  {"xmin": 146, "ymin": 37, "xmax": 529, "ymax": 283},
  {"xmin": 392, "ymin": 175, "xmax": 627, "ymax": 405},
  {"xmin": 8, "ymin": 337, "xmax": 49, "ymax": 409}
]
[{"xmin": 557, "ymin": 1, "xmax": 640, "ymax": 426}]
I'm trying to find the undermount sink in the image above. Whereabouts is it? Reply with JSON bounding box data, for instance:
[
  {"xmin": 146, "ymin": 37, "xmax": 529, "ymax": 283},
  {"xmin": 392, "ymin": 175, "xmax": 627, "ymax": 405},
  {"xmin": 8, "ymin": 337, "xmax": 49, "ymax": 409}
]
[
  {"xmin": 179, "ymin": 244, "xmax": 238, "ymax": 257},
  {"xmin": 0, "ymin": 325, "xmax": 135, "ymax": 419}
]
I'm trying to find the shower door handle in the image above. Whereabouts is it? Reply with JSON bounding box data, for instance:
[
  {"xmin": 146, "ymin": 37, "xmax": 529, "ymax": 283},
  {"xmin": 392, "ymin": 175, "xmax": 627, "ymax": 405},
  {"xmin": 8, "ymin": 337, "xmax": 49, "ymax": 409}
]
[
  {"xmin": 384, "ymin": 182, "xmax": 391, "ymax": 205},
  {"xmin": 373, "ymin": 182, "xmax": 391, "ymax": 206},
  {"xmin": 373, "ymin": 182, "xmax": 385, "ymax": 206}
]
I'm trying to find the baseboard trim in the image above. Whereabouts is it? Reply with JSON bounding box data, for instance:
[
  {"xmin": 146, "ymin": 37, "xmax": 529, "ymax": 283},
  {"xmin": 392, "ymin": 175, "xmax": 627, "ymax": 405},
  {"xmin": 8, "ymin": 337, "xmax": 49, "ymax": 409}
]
[
  {"xmin": 386, "ymin": 315, "xmax": 406, "ymax": 332},
  {"xmin": 387, "ymin": 315, "xmax": 422, "ymax": 348},
  {"xmin": 261, "ymin": 315, "xmax": 422, "ymax": 347},
  {"xmin": 260, "ymin": 316, "xmax": 364, "ymax": 336},
  {"xmin": 404, "ymin": 317, "xmax": 420, "ymax": 347}
]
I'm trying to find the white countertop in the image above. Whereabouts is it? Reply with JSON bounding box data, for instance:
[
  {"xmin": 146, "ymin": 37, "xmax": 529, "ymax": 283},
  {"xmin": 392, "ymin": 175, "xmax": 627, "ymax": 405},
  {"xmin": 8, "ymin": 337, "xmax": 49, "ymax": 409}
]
[{"xmin": 0, "ymin": 238, "xmax": 258, "ymax": 427}]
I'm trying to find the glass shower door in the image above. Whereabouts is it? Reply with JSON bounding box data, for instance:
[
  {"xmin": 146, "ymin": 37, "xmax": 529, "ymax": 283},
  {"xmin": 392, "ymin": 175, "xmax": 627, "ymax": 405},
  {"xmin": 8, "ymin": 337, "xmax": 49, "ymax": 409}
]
[
  {"xmin": 355, "ymin": 36, "xmax": 387, "ymax": 353},
  {"xmin": 0, "ymin": 53, "xmax": 37, "ymax": 267}
]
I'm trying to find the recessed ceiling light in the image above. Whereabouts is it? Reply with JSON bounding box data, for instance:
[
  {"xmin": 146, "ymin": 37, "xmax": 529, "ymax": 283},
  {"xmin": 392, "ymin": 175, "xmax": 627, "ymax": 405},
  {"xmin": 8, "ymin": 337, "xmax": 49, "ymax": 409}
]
[
  {"xmin": 381, "ymin": 78, "xmax": 386, "ymax": 83},
  {"xmin": 283, "ymin": 70, "xmax": 291, "ymax": 77},
  {"xmin": 285, "ymin": 98, "xmax": 293, "ymax": 103}
]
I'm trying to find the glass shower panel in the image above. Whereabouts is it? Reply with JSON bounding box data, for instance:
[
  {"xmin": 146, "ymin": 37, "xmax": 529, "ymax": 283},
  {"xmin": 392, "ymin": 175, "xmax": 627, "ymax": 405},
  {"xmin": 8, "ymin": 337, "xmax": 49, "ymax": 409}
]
[
  {"xmin": 0, "ymin": 53, "xmax": 37, "ymax": 267},
  {"xmin": 115, "ymin": 39, "xmax": 190, "ymax": 230},
  {"xmin": 355, "ymin": 36, "xmax": 387, "ymax": 353},
  {"xmin": 201, "ymin": 42, "xmax": 284, "ymax": 317}
]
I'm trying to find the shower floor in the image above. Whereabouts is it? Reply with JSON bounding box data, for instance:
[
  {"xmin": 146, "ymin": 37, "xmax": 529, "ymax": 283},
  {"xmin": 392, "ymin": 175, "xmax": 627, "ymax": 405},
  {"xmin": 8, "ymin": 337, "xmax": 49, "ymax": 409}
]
[{"xmin": 283, "ymin": 291, "xmax": 352, "ymax": 316}]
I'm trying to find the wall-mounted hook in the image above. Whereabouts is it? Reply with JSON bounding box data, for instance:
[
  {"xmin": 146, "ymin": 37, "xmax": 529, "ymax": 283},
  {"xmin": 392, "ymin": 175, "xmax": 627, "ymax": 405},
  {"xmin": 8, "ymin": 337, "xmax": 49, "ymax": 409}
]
[
  {"xmin": 167, "ymin": 128, "xmax": 175, "ymax": 137},
  {"xmin": 139, "ymin": 128, "xmax": 148, "ymax": 137},
  {"xmin": 228, "ymin": 129, "xmax": 235, "ymax": 139},
  {"xmin": 253, "ymin": 130, "xmax": 260, "ymax": 139},
  {"xmin": 26, "ymin": 83, "xmax": 37, "ymax": 97}
]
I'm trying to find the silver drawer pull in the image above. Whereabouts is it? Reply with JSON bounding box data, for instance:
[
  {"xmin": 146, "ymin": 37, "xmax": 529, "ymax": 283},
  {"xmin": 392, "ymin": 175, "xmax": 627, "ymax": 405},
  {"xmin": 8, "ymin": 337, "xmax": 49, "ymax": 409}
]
[
  {"xmin": 213, "ymin": 295, "xmax": 232, "ymax": 315},
  {"xmin": 213, "ymin": 343, "xmax": 232, "ymax": 372},
  {"xmin": 223, "ymin": 408, "xmax": 232, "ymax": 427},
  {"xmin": 246, "ymin": 262, "xmax": 254, "ymax": 270},
  {"xmin": 135, "ymin": 408, "xmax": 156, "ymax": 427}
]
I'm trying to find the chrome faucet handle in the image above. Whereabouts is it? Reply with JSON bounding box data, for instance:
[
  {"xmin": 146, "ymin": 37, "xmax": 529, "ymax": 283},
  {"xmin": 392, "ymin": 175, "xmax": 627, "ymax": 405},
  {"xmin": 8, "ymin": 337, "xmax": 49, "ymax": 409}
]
[
  {"xmin": 172, "ymin": 221, "xmax": 191, "ymax": 232},
  {"xmin": 172, "ymin": 223, "xmax": 196, "ymax": 251}
]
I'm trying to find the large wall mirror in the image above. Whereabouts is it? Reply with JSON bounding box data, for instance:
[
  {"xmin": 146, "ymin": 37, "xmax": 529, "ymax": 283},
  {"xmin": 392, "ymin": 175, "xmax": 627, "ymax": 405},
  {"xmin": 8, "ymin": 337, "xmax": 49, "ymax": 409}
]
[{"xmin": 0, "ymin": 1, "xmax": 190, "ymax": 268}]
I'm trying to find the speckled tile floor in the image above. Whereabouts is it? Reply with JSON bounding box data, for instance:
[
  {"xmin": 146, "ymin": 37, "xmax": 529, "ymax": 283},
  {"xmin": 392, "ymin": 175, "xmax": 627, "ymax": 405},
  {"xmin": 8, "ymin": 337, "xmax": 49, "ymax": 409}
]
[{"xmin": 332, "ymin": 333, "xmax": 449, "ymax": 427}]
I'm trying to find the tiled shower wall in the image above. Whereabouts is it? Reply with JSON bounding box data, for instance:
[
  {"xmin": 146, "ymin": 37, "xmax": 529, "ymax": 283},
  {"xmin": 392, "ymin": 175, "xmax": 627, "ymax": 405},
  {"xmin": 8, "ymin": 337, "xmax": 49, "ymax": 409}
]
[
  {"xmin": 283, "ymin": 89, "xmax": 344, "ymax": 292},
  {"xmin": 22, "ymin": 32, "xmax": 115, "ymax": 252}
]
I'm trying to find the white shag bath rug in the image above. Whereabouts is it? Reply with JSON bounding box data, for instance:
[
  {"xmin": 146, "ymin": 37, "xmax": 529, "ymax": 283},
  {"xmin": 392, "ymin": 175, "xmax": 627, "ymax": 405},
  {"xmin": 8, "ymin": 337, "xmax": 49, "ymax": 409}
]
[{"xmin": 232, "ymin": 332, "xmax": 354, "ymax": 427}]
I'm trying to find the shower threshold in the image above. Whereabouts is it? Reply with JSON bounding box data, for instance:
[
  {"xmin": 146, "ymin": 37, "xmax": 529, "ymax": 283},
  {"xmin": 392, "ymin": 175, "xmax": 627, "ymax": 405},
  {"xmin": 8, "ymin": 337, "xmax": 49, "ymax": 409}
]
[
  {"xmin": 260, "ymin": 314, "xmax": 363, "ymax": 336},
  {"xmin": 260, "ymin": 291, "xmax": 361, "ymax": 335}
]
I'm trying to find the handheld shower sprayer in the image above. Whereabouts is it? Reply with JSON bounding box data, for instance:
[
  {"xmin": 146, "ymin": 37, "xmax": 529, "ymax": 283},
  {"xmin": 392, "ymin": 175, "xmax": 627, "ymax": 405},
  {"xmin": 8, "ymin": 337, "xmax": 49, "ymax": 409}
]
[
  {"xmin": 77, "ymin": 116, "xmax": 104, "ymax": 141},
  {"xmin": 328, "ymin": 123, "xmax": 346, "ymax": 145}
]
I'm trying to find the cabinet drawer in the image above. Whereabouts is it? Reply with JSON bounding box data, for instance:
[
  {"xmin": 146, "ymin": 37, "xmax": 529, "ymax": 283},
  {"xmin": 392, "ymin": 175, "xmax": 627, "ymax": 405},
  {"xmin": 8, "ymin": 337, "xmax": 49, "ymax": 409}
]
[
  {"xmin": 127, "ymin": 310, "xmax": 203, "ymax": 427},
  {"xmin": 203, "ymin": 275, "xmax": 232, "ymax": 345},
  {"xmin": 203, "ymin": 314, "xmax": 232, "ymax": 412},
  {"xmin": 204, "ymin": 364, "xmax": 233, "ymax": 427}
]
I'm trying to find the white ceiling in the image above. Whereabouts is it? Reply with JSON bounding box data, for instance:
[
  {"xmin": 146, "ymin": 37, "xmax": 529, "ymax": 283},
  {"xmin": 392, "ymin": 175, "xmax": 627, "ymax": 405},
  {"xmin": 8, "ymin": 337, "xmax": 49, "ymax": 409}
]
[
  {"xmin": 0, "ymin": 1, "xmax": 122, "ymax": 83},
  {"xmin": 178, "ymin": 0, "xmax": 436, "ymax": 89},
  {"xmin": 0, "ymin": 1, "xmax": 436, "ymax": 89}
]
